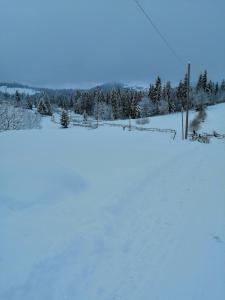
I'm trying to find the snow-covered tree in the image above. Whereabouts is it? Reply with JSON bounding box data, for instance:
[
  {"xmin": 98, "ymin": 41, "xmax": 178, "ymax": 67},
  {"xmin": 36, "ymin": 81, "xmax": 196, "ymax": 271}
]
[
  {"xmin": 37, "ymin": 99, "xmax": 52, "ymax": 116},
  {"xmin": 202, "ymin": 70, "xmax": 208, "ymax": 91},
  {"xmin": 60, "ymin": 110, "xmax": 69, "ymax": 128},
  {"xmin": 196, "ymin": 73, "xmax": 203, "ymax": 92},
  {"xmin": 221, "ymin": 80, "xmax": 225, "ymax": 91},
  {"xmin": 15, "ymin": 90, "xmax": 21, "ymax": 107},
  {"xmin": 0, "ymin": 102, "xmax": 41, "ymax": 131},
  {"xmin": 26, "ymin": 99, "xmax": 33, "ymax": 110}
]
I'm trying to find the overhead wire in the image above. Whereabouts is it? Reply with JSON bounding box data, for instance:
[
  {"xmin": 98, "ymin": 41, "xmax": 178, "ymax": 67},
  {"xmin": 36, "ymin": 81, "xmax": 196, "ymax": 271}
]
[{"xmin": 133, "ymin": 0, "xmax": 185, "ymax": 66}]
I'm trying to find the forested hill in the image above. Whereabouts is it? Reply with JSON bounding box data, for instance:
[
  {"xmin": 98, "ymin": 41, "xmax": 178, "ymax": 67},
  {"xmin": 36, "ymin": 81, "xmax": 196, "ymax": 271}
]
[{"xmin": 1, "ymin": 71, "xmax": 225, "ymax": 120}]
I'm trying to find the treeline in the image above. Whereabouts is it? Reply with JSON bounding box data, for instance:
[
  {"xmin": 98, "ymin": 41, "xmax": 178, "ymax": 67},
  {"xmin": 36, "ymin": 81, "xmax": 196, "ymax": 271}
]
[{"xmin": 1, "ymin": 70, "xmax": 225, "ymax": 121}]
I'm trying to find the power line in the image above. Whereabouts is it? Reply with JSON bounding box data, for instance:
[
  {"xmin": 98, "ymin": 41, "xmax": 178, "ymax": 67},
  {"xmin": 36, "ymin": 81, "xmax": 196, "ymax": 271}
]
[{"xmin": 133, "ymin": 0, "xmax": 185, "ymax": 66}]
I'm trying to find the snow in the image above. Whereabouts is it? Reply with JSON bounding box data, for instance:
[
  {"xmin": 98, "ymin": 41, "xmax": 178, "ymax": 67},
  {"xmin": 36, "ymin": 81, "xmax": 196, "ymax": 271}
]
[
  {"xmin": 0, "ymin": 86, "xmax": 39, "ymax": 95},
  {"xmin": 106, "ymin": 104, "xmax": 225, "ymax": 139},
  {"xmin": 0, "ymin": 104, "xmax": 224, "ymax": 300}
]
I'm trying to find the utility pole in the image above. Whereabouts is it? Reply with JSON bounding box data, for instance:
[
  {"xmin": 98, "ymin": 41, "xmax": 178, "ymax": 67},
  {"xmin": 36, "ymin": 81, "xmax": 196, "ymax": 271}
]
[
  {"xmin": 185, "ymin": 62, "xmax": 191, "ymax": 139},
  {"xmin": 96, "ymin": 97, "xmax": 99, "ymax": 128},
  {"xmin": 181, "ymin": 106, "xmax": 184, "ymax": 140}
]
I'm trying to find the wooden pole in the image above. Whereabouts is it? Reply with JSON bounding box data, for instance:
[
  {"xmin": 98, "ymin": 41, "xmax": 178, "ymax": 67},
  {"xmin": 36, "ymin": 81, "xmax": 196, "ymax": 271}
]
[
  {"xmin": 185, "ymin": 62, "xmax": 191, "ymax": 139},
  {"xmin": 97, "ymin": 98, "xmax": 99, "ymax": 128},
  {"xmin": 181, "ymin": 106, "xmax": 184, "ymax": 140}
]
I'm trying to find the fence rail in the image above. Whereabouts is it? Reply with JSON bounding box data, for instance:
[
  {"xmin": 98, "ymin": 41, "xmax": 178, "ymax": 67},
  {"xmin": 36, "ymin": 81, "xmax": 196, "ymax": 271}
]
[
  {"xmin": 101, "ymin": 122, "xmax": 177, "ymax": 139},
  {"xmin": 55, "ymin": 115, "xmax": 177, "ymax": 139}
]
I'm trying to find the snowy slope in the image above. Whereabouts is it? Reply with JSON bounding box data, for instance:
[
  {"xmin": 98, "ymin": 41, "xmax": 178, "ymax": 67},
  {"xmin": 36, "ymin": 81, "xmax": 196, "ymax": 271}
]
[
  {"xmin": 0, "ymin": 104, "xmax": 224, "ymax": 300},
  {"xmin": 0, "ymin": 86, "xmax": 39, "ymax": 95},
  {"xmin": 105, "ymin": 103, "xmax": 225, "ymax": 139}
]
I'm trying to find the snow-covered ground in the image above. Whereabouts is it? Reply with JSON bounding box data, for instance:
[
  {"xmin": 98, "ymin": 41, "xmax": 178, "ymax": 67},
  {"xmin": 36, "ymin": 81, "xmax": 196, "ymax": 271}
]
[
  {"xmin": 107, "ymin": 104, "xmax": 225, "ymax": 138},
  {"xmin": 0, "ymin": 86, "xmax": 39, "ymax": 96},
  {"xmin": 0, "ymin": 104, "xmax": 224, "ymax": 300}
]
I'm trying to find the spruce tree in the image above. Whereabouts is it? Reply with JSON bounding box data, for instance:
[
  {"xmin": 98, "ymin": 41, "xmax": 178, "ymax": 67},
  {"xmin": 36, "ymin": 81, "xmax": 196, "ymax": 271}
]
[
  {"xmin": 196, "ymin": 73, "xmax": 203, "ymax": 92},
  {"xmin": 164, "ymin": 81, "xmax": 173, "ymax": 113},
  {"xmin": 155, "ymin": 76, "xmax": 162, "ymax": 102},
  {"xmin": 214, "ymin": 82, "xmax": 219, "ymax": 95},
  {"xmin": 149, "ymin": 76, "xmax": 161, "ymax": 114},
  {"xmin": 111, "ymin": 89, "xmax": 119, "ymax": 119},
  {"xmin": 148, "ymin": 84, "xmax": 155, "ymax": 100},
  {"xmin": 206, "ymin": 80, "xmax": 213, "ymax": 94},
  {"xmin": 15, "ymin": 90, "xmax": 21, "ymax": 107},
  {"xmin": 45, "ymin": 101, "xmax": 52, "ymax": 116},
  {"xmin": 221, "ymin": 80, "xmax": 225, "ymax": 91},
  {"xmin": 37, "ymin": 100, "xmax": 52, "ymax": 116},
  {"xmin": 182, "ymin": 73, "xmax": 188, "ymax": 101},
  {"xmin": 202, "ymin": 70, "xmax": 208, "ymax": 91},
  {"xmin": 176, "ymin": 80, "xmax": 183, "ymax": 102},
  {"xmin": 60, "ymin": 110, "xmax": 69, "ymax": 128},
  {"xmin": 26, "ymin": 100, "xmax": 33, "ymax": 110}
]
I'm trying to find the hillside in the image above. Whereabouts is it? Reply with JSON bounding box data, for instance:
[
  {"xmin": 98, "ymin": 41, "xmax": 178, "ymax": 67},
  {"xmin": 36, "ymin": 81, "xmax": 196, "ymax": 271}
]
[
  {"xmin": 0, "ymin": 85, "xmax": 39, "ymax": 96},
  {"xmin": 0, "ymin": 104, "xmax": 224, "ymax": 300}
]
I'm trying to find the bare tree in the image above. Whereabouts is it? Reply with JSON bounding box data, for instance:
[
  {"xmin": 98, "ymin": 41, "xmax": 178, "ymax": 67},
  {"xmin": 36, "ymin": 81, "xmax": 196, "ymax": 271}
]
[{"xmin": 0, "ymin": 102, "xmax": 41, "ymax": 131}]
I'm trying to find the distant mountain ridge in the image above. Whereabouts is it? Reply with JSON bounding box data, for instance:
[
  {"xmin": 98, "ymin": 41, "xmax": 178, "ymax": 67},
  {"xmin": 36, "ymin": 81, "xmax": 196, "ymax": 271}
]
[
  {"xmin": 0, "ymin": 82, "xmax": 41, "ymax": 90},
  {"xmin": 0, "ymin": 81, "xmax": 146, "ymax": 95}
]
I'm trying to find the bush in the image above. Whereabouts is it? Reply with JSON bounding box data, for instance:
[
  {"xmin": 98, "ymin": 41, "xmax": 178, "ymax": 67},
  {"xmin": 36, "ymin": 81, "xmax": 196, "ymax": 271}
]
[
  {"xmin": 136, "ymin": 117, "xmax": 150, "ymax": 125},
  {"xmin": 0, "ymin": 102, "xmax": 41, "ymax": 131},
  {"xmin": 60, "ymin": 110, "xmax": 70, "ymax": 128}
]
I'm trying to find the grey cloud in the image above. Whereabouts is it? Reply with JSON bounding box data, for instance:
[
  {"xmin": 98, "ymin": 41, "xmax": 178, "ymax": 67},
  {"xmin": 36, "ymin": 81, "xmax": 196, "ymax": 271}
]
[{"xmin": 0, "ymin": 0, "xmax": 224, "ymax": 87}]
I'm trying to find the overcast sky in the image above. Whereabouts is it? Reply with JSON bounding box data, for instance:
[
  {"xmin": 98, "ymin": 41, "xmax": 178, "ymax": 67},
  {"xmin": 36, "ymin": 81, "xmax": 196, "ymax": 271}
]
[{"xmin": 0, "ymin": 0, "xmax": 224, "ymax": 88}]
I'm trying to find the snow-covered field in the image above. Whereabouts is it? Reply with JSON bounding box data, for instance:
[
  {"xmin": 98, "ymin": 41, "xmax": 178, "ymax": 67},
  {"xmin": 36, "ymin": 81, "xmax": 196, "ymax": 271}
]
[
  {"xmin": 0, "ymin": 86, "xmax": 39, "ymax": 96},
  {"xmin": 0, "ymin": 104, "xmax": 224, "ymax": 300}
]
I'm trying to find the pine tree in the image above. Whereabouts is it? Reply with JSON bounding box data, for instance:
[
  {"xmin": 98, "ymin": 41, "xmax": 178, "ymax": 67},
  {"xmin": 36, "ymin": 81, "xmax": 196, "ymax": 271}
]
[
  {"xmin": 60, "ymin": 110, "xmax": 69, "ymax": 128},
  {"xmin": 182, "ymin": 73, "xmax": 188, "ymax": 101},
  {"xmin": 45, "ymin": 101, "xmax": 52, "ymax": 116},
  {"xmin": 162, "ymin": 81, "xmax": 171, "ymax": 101},
  {"xmin": 69, "ymin": 97, "xmax": 74, "ymax": 109},
  {"xmin": 176, "ymin": 80, "xmax": 183, "ymax": 102},
  {"xmin": 202, "ymin": 70, "xmax": 208, "ymax": 91},
  {"xmin": 37, "ymin": 100, "xmax": 52, "ymax": 116},
  {"xmin": 214, "ymin": 82, "xmax": 219, "ymax": 95},
  {"xmin": 26, "ymin": 100, "xmax": 33, "ymax": 110},
  {"xmin": 122, "ymin": 90, "xmax": 131, "ymax": 118},
  {"xmin": 111, "ymin": 89, "xmax": 119, "ymax": 119},
  {"xmin": 130, "ymin": 94, "xmax": 139, "ymax": 118},
  {"xmin": 196, "ymin": 73, "xmax": 203, "ymax": 92},
  {"xmin": 221, "ymin": 80, "xmax": 225, "ymax": 91},
  {"xmin": 149, "ymin": 76, "xmax": 162, "ymax": 113},
  {"xmin": 163, "ymin": 81, "xmax": 174, "ymax": 113},
  {"xmin": 149, "ymin": 77, "xmax": 161, "ymax": 103},
  {"xmin": 206, "ymin": 80, "xmax": 213, "ymax": 94},
  {"xmin": 37, "ymin": 101, "xmax": 44, "ymax": 114},
  {"xmin": 154, "ymin": 76, "xmax": 162, "ymax": 102},
  {"xmin": 15, "ymin": 90, "xmax": 21, "ymax": 107},
  {"xmin": 148, "ymin": 84, "xmax": 154, "ymax": 99}
]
